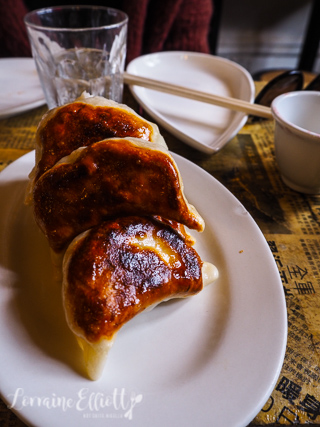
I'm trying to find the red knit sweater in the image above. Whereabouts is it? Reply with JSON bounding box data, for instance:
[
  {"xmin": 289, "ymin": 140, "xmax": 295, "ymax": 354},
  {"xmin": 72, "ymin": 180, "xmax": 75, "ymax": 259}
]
[{"xmin": 0, "ymin": 0, "xmax": 213, "ymax": 63}]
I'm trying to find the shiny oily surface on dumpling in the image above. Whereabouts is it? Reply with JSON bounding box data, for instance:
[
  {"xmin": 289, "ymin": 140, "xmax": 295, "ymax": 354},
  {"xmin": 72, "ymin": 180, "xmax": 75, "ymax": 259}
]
[
  {"xmin": 29, "ymin": 94, "xmax": 166, "ymax": 186},
  {"xmin": 63, "ymin": 216, "xmax": 205, "ymax": 343},
  {"xmin": 33, "ymin": 137, "xmax": 204, "ymax": 252},
  {"xmin": 62, "ymin": 215, "xmax": 219, "ymax": 380}
]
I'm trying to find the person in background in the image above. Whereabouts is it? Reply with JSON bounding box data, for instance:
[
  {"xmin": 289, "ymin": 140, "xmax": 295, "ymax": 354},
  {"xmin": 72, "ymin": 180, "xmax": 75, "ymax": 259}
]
[{"xmin": 0, "ymin": 0, "xmax": 213, "ymax": 64}]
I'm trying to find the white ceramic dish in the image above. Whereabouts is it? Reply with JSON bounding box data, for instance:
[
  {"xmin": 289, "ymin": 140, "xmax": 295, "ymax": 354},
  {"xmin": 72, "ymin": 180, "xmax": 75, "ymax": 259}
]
[
  {"xmin": 0, "ymin": 151, "xmax": 286, "ymax": 427},
  {"xmin": 0, "ymin": 58, "xmax": 45, "ymax": 119},
  {"xmin": 271, "ymin": 91, "xmax": 320, "ymax": 194},
  {"xmin": 126, "ymin": 52, "xmax": 255, "ymax": 154}
]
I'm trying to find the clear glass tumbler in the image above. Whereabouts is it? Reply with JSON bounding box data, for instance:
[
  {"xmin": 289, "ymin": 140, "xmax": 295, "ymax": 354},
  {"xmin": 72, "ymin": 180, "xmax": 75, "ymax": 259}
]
[{"xmin": 24, "ymin": 6, "xmax": 128, "ymax": 109}]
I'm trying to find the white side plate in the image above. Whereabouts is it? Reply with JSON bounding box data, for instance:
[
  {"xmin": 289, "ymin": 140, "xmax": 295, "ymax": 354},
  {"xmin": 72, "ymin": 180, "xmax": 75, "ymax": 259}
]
[
  {"xmin": 0, "ymin": 152, "xmax": 286, "ymax": 427},
  {"xmin": 126, "ymin": 52, "xmax": 255, "ymax": 154},
  {"xmin": 0, "ymin": 58, "xmax": 45, "ymax": 119}
]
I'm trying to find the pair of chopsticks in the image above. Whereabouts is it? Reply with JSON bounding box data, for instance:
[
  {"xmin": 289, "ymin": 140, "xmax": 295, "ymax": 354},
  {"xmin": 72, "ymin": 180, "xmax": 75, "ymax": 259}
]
[{"xmin": 123, "ymin": 71, "xmax": 273, "ymax": 120}]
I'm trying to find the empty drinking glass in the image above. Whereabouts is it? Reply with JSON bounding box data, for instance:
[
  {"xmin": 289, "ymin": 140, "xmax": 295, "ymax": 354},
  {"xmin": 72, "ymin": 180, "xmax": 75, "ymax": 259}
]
[{"xmin": 24, "ymin": 6, "xmax": 128, "ymax": 109}]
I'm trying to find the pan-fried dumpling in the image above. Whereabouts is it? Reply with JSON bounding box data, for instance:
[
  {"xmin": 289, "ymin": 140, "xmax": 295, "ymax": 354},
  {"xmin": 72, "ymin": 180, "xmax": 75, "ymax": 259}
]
[
  {"xmin": 25, "ymin": 94, "xmax": 219, "ymax": 383},
  {"xmin": 26, "ymin": 93, "xmax": 166, "ymax": 202},
  {"xmin": 33, "ymin": 137, "xmax": 204, "ymax": 253},
  {"xmin": 62, "ymin": 216, "xmax": 218, "ymax": 380}
]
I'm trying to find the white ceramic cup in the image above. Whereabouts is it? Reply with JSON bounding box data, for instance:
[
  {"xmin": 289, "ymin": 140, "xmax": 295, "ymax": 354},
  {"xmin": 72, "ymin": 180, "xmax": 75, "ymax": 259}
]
[
  {"xmin": 24, "ymin": 6, "xmax": 128, "ymax": 109},
  {"xmin": 271, "ymin": 91, "xmax": 320, "ymax": 194}
]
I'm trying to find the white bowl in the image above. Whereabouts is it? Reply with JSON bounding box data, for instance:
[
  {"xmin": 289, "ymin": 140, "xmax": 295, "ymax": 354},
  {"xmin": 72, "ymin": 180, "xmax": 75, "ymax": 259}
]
[{"xmin": 271, "ymin": 91, "xmax": 320, "ymax": 194}]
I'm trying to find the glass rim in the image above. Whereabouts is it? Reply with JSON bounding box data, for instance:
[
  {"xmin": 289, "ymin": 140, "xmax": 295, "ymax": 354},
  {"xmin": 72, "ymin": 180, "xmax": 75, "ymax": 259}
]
[{"xmin": 24, "ymin": 5, "xmax": 128, "ymax": 32}]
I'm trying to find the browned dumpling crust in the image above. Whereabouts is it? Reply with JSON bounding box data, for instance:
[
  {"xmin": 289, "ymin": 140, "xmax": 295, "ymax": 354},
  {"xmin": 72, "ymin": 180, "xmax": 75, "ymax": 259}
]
[
  {"xmin": 26, "ymin": 95, "xmax": 218, "ymax": 381},
  {"xmin": 63, "ymin": 216, "xmax": 204, "ymax": 343},
  {"xmin": 35, "ymin": 102, "xmax": 154, "ymax": 181},
  {"xmin": 27, "ymin": 95, "xmax": 166, "ymax": 194},
  {"xmin": 152, "ymin": 216, "xmax": 196, "ymax": 246},
  {"xmin": 33, "ymin": 138, "xmax": 204, "ymax": 253}
]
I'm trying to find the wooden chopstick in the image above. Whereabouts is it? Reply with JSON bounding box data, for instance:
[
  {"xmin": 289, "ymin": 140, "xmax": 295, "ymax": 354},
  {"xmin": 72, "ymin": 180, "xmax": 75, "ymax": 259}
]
[{"xmin": 123, "ymin": 71, "xmax": 273, "ymax": 120}]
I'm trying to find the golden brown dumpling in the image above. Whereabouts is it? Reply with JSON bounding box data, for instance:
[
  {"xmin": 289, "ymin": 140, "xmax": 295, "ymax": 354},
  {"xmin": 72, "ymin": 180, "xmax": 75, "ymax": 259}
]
[
  {"xmin": 26, "ymin": 93, "xmax": 166, "ymax": 202},
  {"xmin": 62, "ymin": 216, "xmax": 218, "ymax": 380},
  {"xmin": 33, "ymin": 137, "xmax": 204, "ymax": 253}
]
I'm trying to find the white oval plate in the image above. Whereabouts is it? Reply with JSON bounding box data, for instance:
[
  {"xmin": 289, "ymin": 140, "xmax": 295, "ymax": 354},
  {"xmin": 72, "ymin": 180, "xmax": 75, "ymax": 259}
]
[
  {"xmin": 0, "ymin": 58, "xmax": 45, "ymax": 119},
  {"xmin": 0, "ymin": 151, "xmax": 286, "ymax": 427},
  {"xmin": 126, "ymin": 52, "xmax": 255, "ymax": 154}
]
